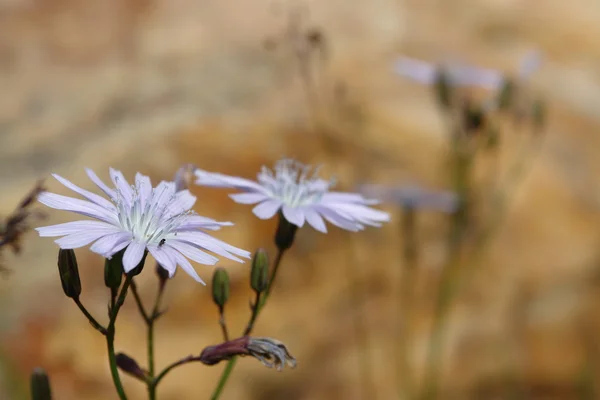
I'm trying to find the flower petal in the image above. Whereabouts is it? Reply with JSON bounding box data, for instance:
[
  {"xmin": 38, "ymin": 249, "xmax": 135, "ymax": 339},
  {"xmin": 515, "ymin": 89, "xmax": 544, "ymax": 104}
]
[
  {"xmin": 194, "ymin": 169, "xmax": 266, "ymax": 192},
  {"xmin": 177, "ymin": 215, "xmax": 233, "ymax": 231},
  {"xmin": 54, "ymin": 229, "xmax": 117, "ymax": 249},
  {"xmin": 229, "ymin": 192, "xmax": 269, "ymax": 205},
  {"xmin": 122, "ymin": 241, "xmax": 146, "ymax": 273},
  {"xmin": 86, "ymin": 168, "xmax": 116, "ymax": 199},
  {"xmin": 36, "ymin": 220, "xmax": 118, "ymax": 237},
  {"xmin": 164, "ymin": 190, "xmax": 196, "ymax": 219},
  {"xmin": 169, "ymin": 231, "xmax": 250, "ymax": 263},
  {"xmin": 282, "ymin": 205, "xmax": 305, "ymax": 228},
  {"xmin": 110, "ymin": 168, "xmax": 134, "ymax": 206},
  {"xmin": 324, "ymin": 203, "xmax": 390, "ymax": 225},
  {"xmin": 38, "ymin": 192, "xmax": 119, "ymax": 224},
  {"xmin": 303, "ymin": 207, "xmax": 327, "ymax": 233},
  {"xmin": 322, "ymin": 191, "xmax": 379, "ymax": 205},
  {"xmin": 52, "ymin": 174, "xmax": 116, "ymax": 211},
  {"xmin": 90, "ymin": 232, "xmax": 132, "ymax": 257},
  {"xmin": 164, "ymin": 239, "xmax": 219, "ymax": 265},
  {"xmin": 252, "ymin": 199, "xmax": 282, "ymax": 220},
  {"xmin": 394, "ymin": 56, "xmax": 437, "ymax": 84},
  {"xmin": 170, "ymin": 248, "xmax": 206, "ymax": 284},
  {"xmin": 315, "ymin": 206, "xmax": 363, "ymax": 232},
  {"xmin": 149, "ymin": 246, "xmax": 176, "ymax": 277},
  {"xmin": 135, "ymin": 173, "xmax": 153, "ymax": 210}
]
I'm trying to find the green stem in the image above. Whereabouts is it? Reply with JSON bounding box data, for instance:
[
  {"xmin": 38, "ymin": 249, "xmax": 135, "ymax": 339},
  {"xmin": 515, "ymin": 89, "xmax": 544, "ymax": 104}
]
[
  {"xmin": 106, "ymin": 275, "xmax": 132, "ymax": 400},
  {"xmin": 73, "ymin": 298, "xmax": 107, "ymax": 335},
  {"xmin": 209, "ymin": 248, "xmax": 286, "ymax": 400},
  {"xmin": 147, "ymin": 320, "xmax": 156, "ymax": 400}
]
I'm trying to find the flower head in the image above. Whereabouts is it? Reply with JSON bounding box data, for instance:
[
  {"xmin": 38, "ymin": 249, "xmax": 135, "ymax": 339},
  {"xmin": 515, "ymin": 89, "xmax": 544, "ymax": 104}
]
[
  {"xmin": 194, "ymin": 159, "xmax": 390, "ymax": 232},
  {"xmin": 36, "ymin": 168, "xmax": 251, "ymax": 283}
]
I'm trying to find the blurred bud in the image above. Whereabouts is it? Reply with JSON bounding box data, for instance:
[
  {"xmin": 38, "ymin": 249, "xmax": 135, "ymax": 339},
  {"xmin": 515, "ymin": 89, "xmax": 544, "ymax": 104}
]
[
  {"xmin": 250, "ymin": 249, "xmax": 269, "ymax": 293},
  {"xmin": 463, "ymin": 104, "xmax": 486, "ymax": 133},
  {"xmin": 274, "ymin": 213, "xmax": 298, "ymax": 251},
  {"xmin": 434, "ymin": 68, "xmax": 453, "ymax": 109},
  {"xmin": 116, "ymin": 353, "xmax": 148, "ymax": 382},
  {"xmin": 174, "ymin": 164, "xmax": 197, "ymax": 192},
  {"xmin": 104, "ymin": 249, "xmax": 124, "ymax": 290},
  {"xmin": 532, "ymin": 98, "xmax": 546, "ymax": 132},
  {"xmin": 212, "ymin": 267, "xmax": 230, "ymax": 310},
  {"xmin": 30, "ymin": 367, "xmax": 52, "ymax": 400},
  {"xmin": 199, "ymin": 336, "xmax": 296, "ymax": 371},
  {"xmin": 57, "ymin": 249, "xmax": 81, "ymax": 299},
  {"xmin": 496, "ymin": 79, "xmax": 515, "ymax": 111}
]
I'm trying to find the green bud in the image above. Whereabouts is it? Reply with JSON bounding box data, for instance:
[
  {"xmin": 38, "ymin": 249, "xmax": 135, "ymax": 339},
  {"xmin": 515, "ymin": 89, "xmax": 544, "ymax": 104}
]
[
  {"xmin": 250, "ymin": 249, "xmax": 269, "ymax": 293},
  {"xmin": 211, "ymin": 267, "xmax": 230, "ymax": 310},
  {"xmin": 104, "ymin": 249, "xmax": 124, "ymax": 290},
  {"xmin": 434, "ymin": 68, "xmax": 452, "ymax": 109},
  {"xmin": 496, "ymin": 79, "xmax": 514, "ymax": 111},
  {"xmin": 30, "ymin": 367, "xmax": 52, "ymax": 400},
  {"xmin": 127, "ymin": 250, "xmax": 148, "ymax": 277},
  {"xmin": 274, "ymin": 213, "xmax": 298, "ymax": 251},
  {"xmin": 57, "ymin": 249, "xmax": 81, "ymax": 299}
]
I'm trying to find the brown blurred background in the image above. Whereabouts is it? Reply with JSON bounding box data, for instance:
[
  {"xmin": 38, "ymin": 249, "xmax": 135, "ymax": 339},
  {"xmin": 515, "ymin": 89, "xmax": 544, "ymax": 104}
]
[{"xmin": 2, "ymin": 0, "xmax": 600, "ymax": 399}]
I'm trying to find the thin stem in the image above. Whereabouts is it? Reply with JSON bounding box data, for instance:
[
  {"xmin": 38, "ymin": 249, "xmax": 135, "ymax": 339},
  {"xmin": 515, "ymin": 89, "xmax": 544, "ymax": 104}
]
[
  {"xmin": 147, "ymin": 321, "xmax": 156, "ymax": 400},
  {"xmin": 106, "ymin": 275, "xmax": 132, "ymax": 400},
  {"xmin": 130, "ymin": 280, "xmax": 150, "ymax": 323},
  {"xmin": 209, "ymin": 248, "xmax": 287, "ymax": 400},
  {"xmin": 219, "ymin": 310, "xmax": 230, "ymax": 342},
  {"xmin": 243, "ymin": 291, "xmax": 262, "ymax": 336},
  {"xmin": 73, "ymin": 298, "xmax": 107, "ymax": 335}
]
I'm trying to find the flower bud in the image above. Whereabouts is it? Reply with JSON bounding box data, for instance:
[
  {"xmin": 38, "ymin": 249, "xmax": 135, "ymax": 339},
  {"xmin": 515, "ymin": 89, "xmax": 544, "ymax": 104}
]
[
  {"xmin": 155, "ymin": 263, "xmax": 171, "ymax": 286},
  {"xmin": 116, "ymin": 353, "xmax": 148, "ymax": 382},
  {"xmin": 104, "ymin": 249, "xmax": 124, "ymax": 290},
  {"xmin": 434, "ymin": 68, "xmax": 452, "ymax": 109},
  {"xmin": 30, "ymin": 367, "xmax": 52, "ymax": 400},
  {"xmin": 57, "ymin": 249, "xmax": 81, "ymax": 299},
  {"xmin": 127, "ymin": 251, "xmax": 148, "ymax": 277},
  {"xmin": 274, "ymin": 213, "xmax": 298, "ymax": 251},
  {"xmin": 250, "ymin": 249, "xmax": 269, "ymax": 293},
  {"xmin": 211, "ymin": 267, "xmax": 230, "ymax": 310}
]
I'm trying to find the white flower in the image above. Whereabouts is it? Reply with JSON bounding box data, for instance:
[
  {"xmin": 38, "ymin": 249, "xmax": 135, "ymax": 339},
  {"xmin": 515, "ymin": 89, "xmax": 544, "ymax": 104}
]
[
  {"xmin": 36, "ymin": 168, "xmax": 251, "ymax": 283},
  {"xmin": 194, "ymin": 159, "xmax": 390, "ymax": 232}
]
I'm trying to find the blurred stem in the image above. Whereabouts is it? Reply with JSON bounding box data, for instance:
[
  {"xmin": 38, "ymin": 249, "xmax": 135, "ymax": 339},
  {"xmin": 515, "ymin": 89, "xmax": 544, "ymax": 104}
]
[
  {"xmin": 421, "ymin": 131, "xmax": 472, "ymax": 400},
  {"xmin": 397, "ymin": 206, "xmax": 418, "ymax": 400},
  {"xmin": 106, "ymin": 275, "xmax": 132, "ymax": 400},
  {"xmin": 209, "ymin": 248, "xmax": 287, "ymax": 400}
]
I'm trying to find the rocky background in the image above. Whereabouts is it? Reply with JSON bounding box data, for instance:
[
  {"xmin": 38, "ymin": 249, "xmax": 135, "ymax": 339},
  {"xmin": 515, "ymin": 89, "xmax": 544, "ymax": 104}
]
[{"xmin": 2, "ymin": 0, "xmax": 600, "ymax": 399}]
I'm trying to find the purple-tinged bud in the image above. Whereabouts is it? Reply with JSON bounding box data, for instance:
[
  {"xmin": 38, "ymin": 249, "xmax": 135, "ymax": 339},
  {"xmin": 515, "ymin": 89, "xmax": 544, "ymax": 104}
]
[
  {"xmin": 30, "ymin": 367, "xmax": 52, "ymax": 400},
  {"xmin": 57, "ymin": 249, "xmax": 81, "ymax": 299},
  {"xmin": 116, "ymin": 353, "xmax": 148, "ymax": 382},
  {"xmin": 211, "ymin": 267, "xmax": 230, "ymax": 310},
  {"xmin": 250, "ymin": 249, "xmax": 269, "ymax": 293},
  {"xmin": 155, "ymin": 263, "xmax": 170, "ymax": 286}
]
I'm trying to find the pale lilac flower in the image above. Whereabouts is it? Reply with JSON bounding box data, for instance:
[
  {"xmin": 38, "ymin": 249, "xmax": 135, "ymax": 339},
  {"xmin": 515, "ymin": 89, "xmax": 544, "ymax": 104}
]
[
  {"xmin": 194, "ymin": 159, "xmax": 390, "ymax": 233},
  {"xmin": 36, "ymin": 168, "xmax": 251, "ymax": 283},
  {"xmin": 358, "ymin": 184, "xmax": 459, "ymax": 213},
  {"xmin": 394, "ymin": 50, "xmax": 542, "ymax": 91}
]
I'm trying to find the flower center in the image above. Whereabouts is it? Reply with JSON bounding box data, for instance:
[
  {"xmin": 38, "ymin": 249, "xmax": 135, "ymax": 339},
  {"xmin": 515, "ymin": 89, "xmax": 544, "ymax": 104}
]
[
  {"xmin": 258, "ymin": 159, "xmax": 334, "ymax": 208},
  {"xmin": 113, "ymin": 182, "xmax": 189, "ymax": 244}
]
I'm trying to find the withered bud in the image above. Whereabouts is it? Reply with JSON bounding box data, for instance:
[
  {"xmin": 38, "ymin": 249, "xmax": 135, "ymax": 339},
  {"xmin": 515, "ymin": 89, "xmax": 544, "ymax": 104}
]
[
  {"xmin": 57, "ymin": 249, "xmax": 81, "ymax": 299},
  {"xmin": 104, "ymin": 249, "xmax": 124, "ymax": 290},
  {"xmin": 30, "ymin": 367, "xmax": 53, "ymax": 400},
  {"xmin": 199, "ymin": 336, "xmax": 296, "ymax": 371},
  {"xmin": 211, "ymin": 267, "xmax": 230, "ymax": 310},
  {"xmin": 274, "ymin": 213, "xmax": 298, "ymax": 251},
  {"xmin": 250, "ymin": 249, "xmax": 269, "ymax": 293},
  {"xmin": 116, "ymin": 353, "xmax": 148, "ymax": 382},
  {"xmin": 174, "ymin": 163, "xmax": 197, "ymax": 192},
  {"xmin": 434, "ymin": 68, "xmax": 453, "ymax": 109}
]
